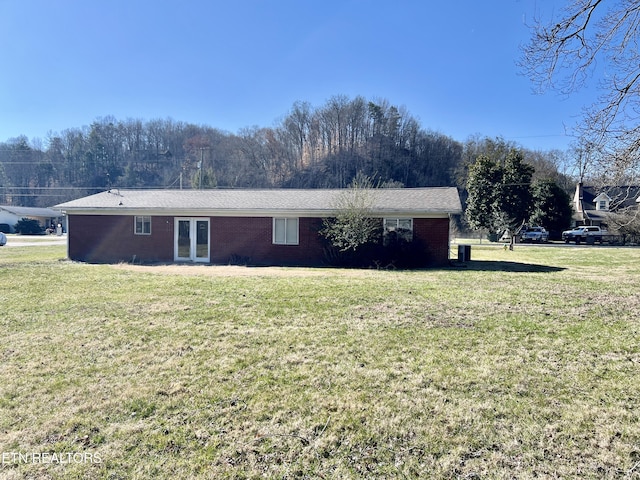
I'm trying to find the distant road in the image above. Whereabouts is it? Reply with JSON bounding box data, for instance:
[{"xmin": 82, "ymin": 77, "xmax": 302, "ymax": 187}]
[{"xmin": 2, "ymin": 235, "xmax": 67, "ymax": 248}]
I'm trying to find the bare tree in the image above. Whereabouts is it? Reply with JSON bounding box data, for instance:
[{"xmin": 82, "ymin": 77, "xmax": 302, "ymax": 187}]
[
  {"xmin": 320, "ymin": 173, "xmax": 381, "ymax": 253},
  {"xmin": 520, "ymin": 0, "xmax": 640, "ymax": 182}
]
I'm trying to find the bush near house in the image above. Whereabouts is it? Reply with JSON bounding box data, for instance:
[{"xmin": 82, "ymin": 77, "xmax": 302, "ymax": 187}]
[
  {"xmin": 14, "ymin": 217, "xmax": 44, "ymax": 235},
  {"xmin": 323, "ymin": 234, "xmax": 428, "ymax": 269}
]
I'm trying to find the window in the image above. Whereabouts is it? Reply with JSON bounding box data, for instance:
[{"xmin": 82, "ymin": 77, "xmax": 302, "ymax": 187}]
[
  {"xmin": 383, "ymin": 218, "xmax": 413, "ymax": 244},
  {"xmin": 134, "ymin": 216, "xmax": 151, "ymax": 235},
  {"xmin": 594, "ymin": 193, "xmax": 611, "ymax": 211},
  {"xmin": 273, "ymin": 218, "xmax": 299, "ymax": 245}
]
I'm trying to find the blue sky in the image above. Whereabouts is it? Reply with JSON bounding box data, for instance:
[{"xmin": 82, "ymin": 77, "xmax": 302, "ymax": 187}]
[{"xmin": 0, "ymin": 0, "xmax": 592, "ymax": 152}]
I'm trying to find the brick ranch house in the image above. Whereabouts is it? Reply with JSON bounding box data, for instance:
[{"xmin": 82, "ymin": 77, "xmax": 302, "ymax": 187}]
[{"xmin": 55, "ymin": 188, "xmax": 462, "ymax": 266}]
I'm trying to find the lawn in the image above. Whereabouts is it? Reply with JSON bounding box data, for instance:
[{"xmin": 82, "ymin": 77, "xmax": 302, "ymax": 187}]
[{"xmin": 1, "ymin": 244, "xmax": 639, "ymax": 479}]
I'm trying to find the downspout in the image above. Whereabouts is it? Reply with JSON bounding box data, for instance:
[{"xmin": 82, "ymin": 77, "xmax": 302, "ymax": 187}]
[
  {"xmin": 62, "ymin": 212, "xmax": 70, "ymax": 260},
  {"xmin": 448, "ymin": 213, "xmax": 453, "ymax": 262},
  {"xmin": 575, "ymin": 182, "xmax": 587, "ymax": 226}
]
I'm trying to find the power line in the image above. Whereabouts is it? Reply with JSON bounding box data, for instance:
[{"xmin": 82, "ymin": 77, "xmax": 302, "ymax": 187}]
[
  {"xmin": 0, "ymin": 162, "xmax": 53, "ymax": 165},
  {"xmin": 0, "ymin": 185, "xmax": 184, "ymax": 192},
  {"xmin": 0, "ymin": 193, "xmax": 75, "ymax": 197},
  {"xmin": 0, "ymin": 186, "xmax": 101, "ymax": 190}
]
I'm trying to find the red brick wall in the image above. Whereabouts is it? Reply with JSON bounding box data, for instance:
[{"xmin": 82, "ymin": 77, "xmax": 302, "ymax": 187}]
[
  {"xmin": 67, "ymin": 214, "xmax": 451, "ymax": 266},
  {"xmin": 68, "ymin": 215, "xmax": 174, "ymax": 263},
  {"xmin": 413, "ymin": 217, "xmax": 451, "ymax": 266},
  {"xmin": 210, "ymin": 217, "xmax": 326, "ymax": 265}
]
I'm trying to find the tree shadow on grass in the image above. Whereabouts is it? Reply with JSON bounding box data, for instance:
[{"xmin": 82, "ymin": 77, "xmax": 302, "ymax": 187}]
[{"xmin": 449, "ymin": 260, "xmax": 565, "ymax": 273}]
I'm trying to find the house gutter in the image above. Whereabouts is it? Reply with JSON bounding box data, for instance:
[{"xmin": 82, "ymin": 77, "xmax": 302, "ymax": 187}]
[{"xmin": 57, "ymin": 207, "xmax": 458, "ymax": 218}]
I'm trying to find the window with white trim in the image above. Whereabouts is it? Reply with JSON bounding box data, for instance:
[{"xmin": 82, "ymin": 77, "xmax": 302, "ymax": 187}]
[
  {"xmin": 383, "ymin": 218, "xmax": 413, "ymax": 244},
  {"xmin": 273, "ymin": 218, "xmax": 299, "ymax": 245},
  {"xmin": 134, "ymin": 216, "xmax": 152, "ymax": 235}
]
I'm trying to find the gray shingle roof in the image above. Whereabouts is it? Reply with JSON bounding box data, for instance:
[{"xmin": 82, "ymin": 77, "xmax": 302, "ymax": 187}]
[
  {"xmin": 581, "ymin": 186, "xmax": 640, "ymax": 210},
  {"xmin": 0, "ymin": 205, "xmax": 63, "ymax": 217},
  {"xmin": 55, "ymin": 188, "xmax": 462, "ymax": 216}
]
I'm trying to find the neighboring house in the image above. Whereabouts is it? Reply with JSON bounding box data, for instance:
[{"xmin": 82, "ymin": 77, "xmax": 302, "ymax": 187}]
[
  {"xmin": 0, "ymin": 205, "xmax": 64, "ymax": 233},
  {"xmin": 55, "ymin": 188, "xmax": 462, "ymax": 266},
  {"xmin": 571, "ymin": 183, "xmax": 640, "ymax": 227}
]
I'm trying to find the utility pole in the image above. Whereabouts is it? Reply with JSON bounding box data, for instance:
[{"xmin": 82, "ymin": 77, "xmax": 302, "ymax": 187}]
[{"xmin": 199, "ymin": 147, "xmax": 204, "ymax": 189}]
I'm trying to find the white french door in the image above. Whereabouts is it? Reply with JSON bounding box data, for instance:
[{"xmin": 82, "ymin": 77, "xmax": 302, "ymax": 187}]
[{"xmin": 174, "ymin": 218, "xmax": 210, "ymax": 262}]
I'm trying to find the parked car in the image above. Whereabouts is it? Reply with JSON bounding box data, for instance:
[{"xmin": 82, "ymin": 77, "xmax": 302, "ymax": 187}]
[
  {"xmin": 520, "ymin": 226, "xmax": 549, "ymax": 243},
  {"xmin": 562, "ymin": 226, "xmax": 607, "ymax": 244},
  {"xmin": 0, "ymin": 232, "xmax": 6, "ymax": 246}
]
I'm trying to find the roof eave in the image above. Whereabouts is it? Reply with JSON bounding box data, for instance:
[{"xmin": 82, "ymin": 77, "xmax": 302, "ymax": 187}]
[{"xmin": 58, "ymin": 207, "xmax": 461, "ymax": 217}]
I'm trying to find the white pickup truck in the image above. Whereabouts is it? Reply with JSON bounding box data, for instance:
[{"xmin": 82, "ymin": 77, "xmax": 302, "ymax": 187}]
[{"xmin": 562, "ymin": 226, "xmax": 607, "ymax": 244}]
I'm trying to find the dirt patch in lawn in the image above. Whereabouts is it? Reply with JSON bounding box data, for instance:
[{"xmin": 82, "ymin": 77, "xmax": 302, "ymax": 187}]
[{"xmin": 112, "ymin": 263, "xmax": 381, "ymax": 278}]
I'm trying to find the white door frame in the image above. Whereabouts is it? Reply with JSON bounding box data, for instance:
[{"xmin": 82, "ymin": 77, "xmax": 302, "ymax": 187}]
[{"xmin": 174, "ymin": 217, "xmax": 210, "ymax": 262}]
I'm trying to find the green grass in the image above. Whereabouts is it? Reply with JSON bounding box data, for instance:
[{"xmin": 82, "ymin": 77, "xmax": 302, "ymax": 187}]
[{"xmin": 1, "ymin": 244, "xmax": 640, "ymax": 479}]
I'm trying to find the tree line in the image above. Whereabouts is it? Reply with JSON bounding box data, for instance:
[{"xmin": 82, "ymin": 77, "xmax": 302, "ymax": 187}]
[
  {"xmin": 0, "ymin": 96, "xmax": 462, "ymax": 205},
  {"xmin": 0, "ymin": 96, "xmax": 570, "ymax": 217}
]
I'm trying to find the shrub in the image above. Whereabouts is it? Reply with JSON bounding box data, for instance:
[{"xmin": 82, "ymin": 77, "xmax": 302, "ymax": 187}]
[
  {"xmin": 14, "ymin": 218, "xmax": 44, "ymax": 235},
  {"xmin": 323, "ymin": 236, "xmax": 429, "ymax": 269}
]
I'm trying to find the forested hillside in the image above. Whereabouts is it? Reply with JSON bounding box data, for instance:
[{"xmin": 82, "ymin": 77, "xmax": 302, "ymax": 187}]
[{"xmin": 0, "ymin": 95, "xmax": 569, "ymax": 207}]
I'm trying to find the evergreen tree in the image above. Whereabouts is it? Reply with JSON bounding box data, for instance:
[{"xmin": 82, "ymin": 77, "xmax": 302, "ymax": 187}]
[
  {"xmin": 465, "ymin": 155, "xmax": 503, "ymax": 235},
  {"xmin": 529, "ymin": 180, "xmax": 573, "ymax": 239},
  {"xmin": 499, "ymin": 149, "xmax": 534, "ymax": 231},
  {"xmin": 465, "ymin": 149, "xmax": 534, "ymax": 238}
]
